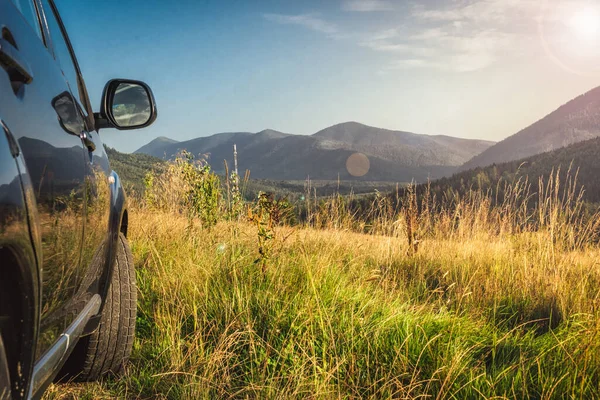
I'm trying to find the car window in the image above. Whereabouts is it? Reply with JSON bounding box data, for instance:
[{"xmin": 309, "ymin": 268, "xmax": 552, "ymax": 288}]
[
  {"xmin": 40, "ymin": 0, "xmax": 87, "ymax": 116},
  {"xmin": 9, "ymin": 0, "xmax": 42, "ymax": 40}
]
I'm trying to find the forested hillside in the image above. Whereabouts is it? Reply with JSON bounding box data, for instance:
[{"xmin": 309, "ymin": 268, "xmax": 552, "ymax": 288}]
[
  {"xmin": 431, "ymin": 136, "xmax": 600, "ymax": 204},
  {"xmin": 105, "ymin": 146, "xmax": 165, "ymax": 193},
  {"xmin": 105, "ymin": 146, "xmax": 396, "ymax": 198},
  {"xmin": 461, "ymin": 86, "xmax": 600, "ymax": 170}
]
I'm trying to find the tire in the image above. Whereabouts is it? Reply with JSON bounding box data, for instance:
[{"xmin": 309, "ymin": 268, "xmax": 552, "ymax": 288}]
[
  {"xmin": 63, "ymin": 233, "xmax": 137, "ymax": 381},
  {"xmin": 0, "ymin": 335, "xmax": 10, "ymax": 400}
]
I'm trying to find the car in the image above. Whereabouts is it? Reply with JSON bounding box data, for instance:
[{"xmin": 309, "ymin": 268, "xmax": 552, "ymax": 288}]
[{"xmin": 0, "ymin": 0, "xmax": 157, "ymax": 398}]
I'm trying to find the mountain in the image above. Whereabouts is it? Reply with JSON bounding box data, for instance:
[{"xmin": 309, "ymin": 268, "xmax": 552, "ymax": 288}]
[
  {"xmin": 134, "ymin": 136, "xmax": 179, "ymax": 158},
  {"xmin": 314, "ymin": 122, "xmax": 494, "ymax": 167},
  {"xmin": 105, "ymin": 145, "xmax": 403, "ymax": 199},
  {"xmin": 461, "ymin": 86, "xmax": 600, "ymax": 171},
  {"xmin": 428, "ymin": 136, "xmax": 600, "ymax": 204},
  {"xmin": 134, "ymin": 122, "xmax": 494, "ymax": 182}
]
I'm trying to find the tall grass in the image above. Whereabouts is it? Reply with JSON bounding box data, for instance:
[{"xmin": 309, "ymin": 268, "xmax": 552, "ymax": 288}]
[
  {"xmin": 44, "ymin": 157, "xmax": 600, "ymax": 399},
  {"xmin": 302, "ymin": 166, "xmax": 600, "ymax": 252}
]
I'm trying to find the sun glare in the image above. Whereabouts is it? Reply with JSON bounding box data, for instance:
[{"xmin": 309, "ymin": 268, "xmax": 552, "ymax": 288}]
[{"xmin": 571, "ymin": 7, "xmax": 600, "ymax": 39}]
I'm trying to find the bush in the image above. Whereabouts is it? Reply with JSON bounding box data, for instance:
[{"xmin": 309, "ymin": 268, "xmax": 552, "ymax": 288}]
[{"xmin": 143, "ymin": 151, "xmax": 222, "ymax": 228}]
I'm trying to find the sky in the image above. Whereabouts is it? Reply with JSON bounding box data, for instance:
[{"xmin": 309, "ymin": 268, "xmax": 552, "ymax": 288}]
[{"xmin": 56, "ymin": 0, "xmax": 600, "ymax": 153}]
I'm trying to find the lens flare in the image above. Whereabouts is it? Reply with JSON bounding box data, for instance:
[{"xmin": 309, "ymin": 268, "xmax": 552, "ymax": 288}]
[
  {"xmin": 346, "ymin": 153, "xmax": 370, "ymax": 177},
  {"xmin": 571, "ymin": 7, "xmax": 600, "ymax": 39},
  {"xmin": 538, "ymin": 1, "xmax": 600, "ymax": 76}
]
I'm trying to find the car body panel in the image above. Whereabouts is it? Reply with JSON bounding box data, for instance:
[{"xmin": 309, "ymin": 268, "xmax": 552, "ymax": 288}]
[
  {"xmin": 0, "ymin": 0, "xmax": 91, "ymax": 363},
  {"xmin": 0, "ymin": 119, "xmax": 39, "ymax": 400}
]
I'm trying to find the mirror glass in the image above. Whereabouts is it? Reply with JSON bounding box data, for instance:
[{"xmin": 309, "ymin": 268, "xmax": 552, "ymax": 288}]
[
  {"xmin": 111, "ymin": 82, "xmax": 151, "ymax": 128},
  {"xmin": 52, "ymin": 91, "xmax": 84, "ymax": 135}
]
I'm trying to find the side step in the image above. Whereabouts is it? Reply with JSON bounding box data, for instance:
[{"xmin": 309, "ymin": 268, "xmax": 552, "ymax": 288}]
[{"xmin": 28, "ymin": 294, "xmax": 101, "ymax": 399}]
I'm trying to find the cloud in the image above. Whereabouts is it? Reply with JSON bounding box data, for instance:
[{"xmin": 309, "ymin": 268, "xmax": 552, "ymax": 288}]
[
  {"xmin": 368, "ymin": 0, "xmax": 542, "ymax": 72},
  {"xmin": 264, "ymin": 0, "xmax": 559, "ymax": 73},
  {"xmin": 409, "ymin": 28, "xmax": 448, "ymax": 41},
  {"xmin": 263, "ymin": 13, "xmax": 339, "ymax": 36},
  {"xmin": 342, "ymin": 0, "xmax": 393, "ymax": 12},
  {"xmin": 370, "ymin": 28, "xmax": 399, "ymax": 41},
  {"xmin": 395, "ymin": 29, "xmax": 515, "ymax": 72},
  {"xmin": 360, "ymin": 38, "xmax": 436, "ymax": 58},
  {"xmin": 411, "ymin": 0, "xmax": 540, "ymax": 25},
  {"xmin": 412, "ymin": 8, "xmax": 462, "ymax": 22},
  {"xmin": 360, "ymin": 40, "xmax": 410, "ymax": 52},
  {"xmin": 383, "ymin": 52, "xmax": 495, "ymax": 74},
  {"xmin": 361, "ymin": 26, "xmax": 509, "ymax": 72},
  {"xmin": 384, "ymin": 59, "xmax": 441, "ymax": 70}
]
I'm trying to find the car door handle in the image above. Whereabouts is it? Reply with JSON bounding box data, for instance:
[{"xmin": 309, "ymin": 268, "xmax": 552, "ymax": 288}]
[
  {"xmin": 79, "ymin": 131, "xmax": 96, "ymax": 152},
  {"xmin": 0, "ymin": 37, "xmax": 33, "ymax": 84}
]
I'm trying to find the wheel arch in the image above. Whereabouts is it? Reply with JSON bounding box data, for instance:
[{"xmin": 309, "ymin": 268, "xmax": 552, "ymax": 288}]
[
  {"xmin": 96, "ymin": 171, "xmax": 128, "ymax": 304},
  {"xmin": 120, "ymin": 208, "xmax": 128, "ymax": 237}
]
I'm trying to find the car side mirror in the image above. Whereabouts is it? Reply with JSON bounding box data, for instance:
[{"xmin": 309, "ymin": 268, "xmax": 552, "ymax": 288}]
[{"xmin": 95, "ymin": 79, "xmax": 157, "ymax": 130}]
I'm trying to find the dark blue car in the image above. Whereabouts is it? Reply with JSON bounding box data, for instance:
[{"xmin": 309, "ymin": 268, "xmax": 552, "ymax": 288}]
[{"xmin": 0, "ymin": 1, "xmax": 157, "ymax": 398}]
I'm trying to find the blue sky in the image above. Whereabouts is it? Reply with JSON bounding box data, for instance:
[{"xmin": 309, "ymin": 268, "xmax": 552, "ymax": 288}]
[{"xmin": 56, "ymin": 0, "xmax": 600, "ymax": 152}]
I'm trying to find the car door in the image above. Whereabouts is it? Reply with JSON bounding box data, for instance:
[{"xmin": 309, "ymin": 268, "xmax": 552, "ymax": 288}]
[
  {"xmin": 0, "ymin": 0, "xmax": 87, "ymax": 360},
  {"xmin": 39, "ymin": 0, "xmax": 113, "ymax": 336}
]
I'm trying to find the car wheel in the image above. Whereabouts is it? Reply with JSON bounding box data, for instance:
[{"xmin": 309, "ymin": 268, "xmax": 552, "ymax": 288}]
[
  {"xmin": 0, "ymin": 335, "xmax": 10, "ymax": 400},
  {"xmin": 62, "ymin": 233, "xmax": 137, "ymax": 381}
]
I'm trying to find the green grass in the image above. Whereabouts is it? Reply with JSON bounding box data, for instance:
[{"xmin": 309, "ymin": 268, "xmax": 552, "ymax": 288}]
[
  {"xmin": 45, "ymin": 212, "xmax": 600, "ymax": 399},
  {"xmin": 44, "ymin": 157, "xmax": 600, "ymax": 399}
]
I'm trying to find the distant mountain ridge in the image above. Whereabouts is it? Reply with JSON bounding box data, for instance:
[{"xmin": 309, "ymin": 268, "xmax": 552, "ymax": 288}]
[
  {"xmin": 314, "ymin": 122, "xmax": 493, "ymax": 166},
  {"xmin": 135, "ymin": 136, "xmax": 179, "ymax": 157},
  {"xmin": 461, "ymin": 86, "xmax": 600, "ymax": 171},
  {"xmin": 135, "ymin": 122, "xmax": 494, "ymax": 182},
  {"xmin": 428, "ymin": 135, "xmax": 600, "ymax": 204}
]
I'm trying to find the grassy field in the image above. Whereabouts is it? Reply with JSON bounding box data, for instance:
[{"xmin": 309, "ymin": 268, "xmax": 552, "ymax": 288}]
[
  {"xmin": 244, "ymin": 179, "xmax": 402, "ymax": 200},
  {"xmin": 44, "ymin": 158, "xmax": 600, "ymax": 399}
]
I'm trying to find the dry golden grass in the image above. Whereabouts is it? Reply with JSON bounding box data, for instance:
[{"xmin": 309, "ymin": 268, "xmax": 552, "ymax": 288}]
[
  {"xmin": 43, "ymin": 160, "xmax": 600, "ymax": 399},
  {"xmin": 46, "ymin": 206, "xmax": 600, "ymax": 399}
]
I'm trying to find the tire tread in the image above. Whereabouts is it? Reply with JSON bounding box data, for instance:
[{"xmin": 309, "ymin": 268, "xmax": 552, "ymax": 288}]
[{"xmin": 68, "ymin": 233, "xmax": 137, "ymax": 381}]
